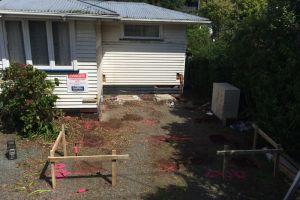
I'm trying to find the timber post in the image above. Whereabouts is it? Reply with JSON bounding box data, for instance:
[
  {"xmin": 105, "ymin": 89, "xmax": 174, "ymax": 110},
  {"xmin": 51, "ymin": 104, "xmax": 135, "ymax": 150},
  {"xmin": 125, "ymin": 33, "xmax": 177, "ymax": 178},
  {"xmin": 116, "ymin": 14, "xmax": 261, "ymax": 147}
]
[
  {"xmin": 112, "ymin": 150, "xmax": 117, "ymax": 187},
  {"xmin": 222, "ymin": 145, "xmax": 229, "ymax": 180},
  {"xmin": 252, "ymin": 125, "xmax": 258, "ymax": 150},
  {"xmin": 62, "ymin": 124, "xmax": 67, "ymax": 157},
  {"xmin": 50, "ymin": 150, "xmax": 56, "ymax": 189},
  {"xmin": 273, "ymin": 144, "xmax": 282, "ymax": 177}
]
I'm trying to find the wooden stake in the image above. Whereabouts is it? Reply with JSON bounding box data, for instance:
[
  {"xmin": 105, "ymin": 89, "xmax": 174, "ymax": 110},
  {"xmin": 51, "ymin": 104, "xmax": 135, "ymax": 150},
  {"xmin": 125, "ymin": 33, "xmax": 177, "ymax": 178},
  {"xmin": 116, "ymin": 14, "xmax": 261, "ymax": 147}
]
[
  {"xmin": 50, "ymin": 150, "xmax": 56, "ymax": 189},
  {"xmin": 273, "ymin": 144, "xmax": 282, "ymax": 177},
  {"xmin": 112, "ymin": 150, "xmax": 117, "ymax": 187},
  {"xmin": 222, "ymin": 145, "xmax": 229, "ymax": 180},
  {"xmin": 252, "ymin": 125, "xmax": 258, "ymax": 150},
  {"xmin": 62, "ymin": 124, "xmax": 67, "ymax": 157}
]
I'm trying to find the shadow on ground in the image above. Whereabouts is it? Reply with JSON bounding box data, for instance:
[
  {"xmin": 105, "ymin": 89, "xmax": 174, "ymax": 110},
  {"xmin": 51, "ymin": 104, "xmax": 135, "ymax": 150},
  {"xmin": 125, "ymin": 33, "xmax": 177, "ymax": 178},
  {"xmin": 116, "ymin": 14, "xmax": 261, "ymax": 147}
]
[{"xmin": 142, "ymin": 94, "xmax": 288, "ymax": 200}]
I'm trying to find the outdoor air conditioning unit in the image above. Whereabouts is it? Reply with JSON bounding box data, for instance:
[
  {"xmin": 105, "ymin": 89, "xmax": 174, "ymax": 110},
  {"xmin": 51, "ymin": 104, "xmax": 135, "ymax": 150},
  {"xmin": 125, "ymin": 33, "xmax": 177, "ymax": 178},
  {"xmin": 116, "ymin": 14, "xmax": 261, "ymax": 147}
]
[{"xmin": 211, "ymin": 83, "xmax": 240, "ymax": 125}]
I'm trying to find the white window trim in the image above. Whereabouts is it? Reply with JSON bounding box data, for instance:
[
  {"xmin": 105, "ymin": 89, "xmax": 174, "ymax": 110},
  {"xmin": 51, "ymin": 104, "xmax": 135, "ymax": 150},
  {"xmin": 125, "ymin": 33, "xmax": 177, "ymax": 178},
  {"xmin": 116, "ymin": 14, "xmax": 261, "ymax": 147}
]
[
  {"xmin": 121, "ymin": 23, "xmax": 163, "ymax": 40},
  {"xmin": 1, "ymin": 19, "xmax": 77, "ymax": 71}
]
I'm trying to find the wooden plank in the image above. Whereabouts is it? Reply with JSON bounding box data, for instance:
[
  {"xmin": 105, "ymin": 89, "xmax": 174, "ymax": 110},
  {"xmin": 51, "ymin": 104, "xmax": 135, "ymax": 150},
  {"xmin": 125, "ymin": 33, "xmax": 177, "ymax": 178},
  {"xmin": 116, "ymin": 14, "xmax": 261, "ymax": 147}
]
[
  {"xmin": 48, "ymin": 154, "xmax": 129, "ymax": 162},
  {"xmin": 112, "ymin": 150, "xmax": 117, "ymax": 187},
  {"xmin": 50, "ymin": 150, "xmax": 56, "ymax": 189},
  {"xmin": 252, "ymin": 126, "xmax": 258, "ymax": 150},
  {"xmin": 217, "ymin": 149, "xmax": 283, "ymax": 155},
  {"xmin": 284, "ymin": 171, "xmax": 300, "ymax": 200},
  {"xmin": 281, "ymin": 153, "xmax": 300, "ymax": 171},
  {"xmin": 62, "ymin": 124, "xmax": 67, "ymax": 157},
  {"xmin": 223, "ymin": 145, "xmax": 229, "ymax": 180},
  {"xmin": 273, "ymin": 144, "xmax": 282, "ymax": 177},
  {"xmin": 251, "ymin": 124, "xmax": 278, "ymax": 147},
  {"xmin": 51, "ymin": 131, "xmax": 63, "ymax": 152}
]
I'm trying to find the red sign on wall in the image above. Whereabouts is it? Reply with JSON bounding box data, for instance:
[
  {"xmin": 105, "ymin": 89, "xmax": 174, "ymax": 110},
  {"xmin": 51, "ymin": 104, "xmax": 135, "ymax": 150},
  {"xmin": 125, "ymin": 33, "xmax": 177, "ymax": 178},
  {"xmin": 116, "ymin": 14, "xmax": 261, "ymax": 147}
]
[{"xmin": 67, "ymin": 73, "xmax": 88, "ymax": 93}]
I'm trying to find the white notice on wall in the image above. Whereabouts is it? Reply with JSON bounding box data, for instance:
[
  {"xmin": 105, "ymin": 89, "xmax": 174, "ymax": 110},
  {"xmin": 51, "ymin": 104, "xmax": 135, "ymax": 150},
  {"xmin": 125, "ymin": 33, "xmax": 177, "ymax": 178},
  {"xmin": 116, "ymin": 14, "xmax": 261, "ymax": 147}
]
[{"xmin": 67, "ymin": 73, "xmax": 88, "ymax": 93}]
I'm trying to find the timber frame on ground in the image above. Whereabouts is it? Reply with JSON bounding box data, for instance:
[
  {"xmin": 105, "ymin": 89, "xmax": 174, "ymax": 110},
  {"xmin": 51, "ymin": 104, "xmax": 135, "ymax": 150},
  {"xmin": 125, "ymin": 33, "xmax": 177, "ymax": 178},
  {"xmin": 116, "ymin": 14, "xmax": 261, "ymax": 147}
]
[{"xmin": 48, "ymin": 124, "xmax": 130, "ymax": 189}]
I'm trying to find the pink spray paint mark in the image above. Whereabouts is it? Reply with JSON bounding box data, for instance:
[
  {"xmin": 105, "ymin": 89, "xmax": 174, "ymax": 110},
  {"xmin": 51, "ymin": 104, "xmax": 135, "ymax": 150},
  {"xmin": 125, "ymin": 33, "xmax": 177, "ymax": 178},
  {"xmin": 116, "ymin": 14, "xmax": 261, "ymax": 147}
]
[
  {"xmin": 143, "ymin": 119, "xmax": 159, "ymax": 127},
  {"xmin": 55, "ymin": 163, "xmax": 71, "ymax": 179},
  {"xmin": 228, "ymin": 169, "xmax": 246, "ymax": 181},
  {"xmin": 204, "ymin": 169, "xmax": 223, "ymax": 178},
  {"xmin": 204, "ymin": 168, "xmax": 246, "ymax": 181},
  {"xmin": 63, "ymin": 116, "xmax": 72, "ymax": 122},
  {"xmin": 77, "ymin": 188, "xmax": 88, "ymax": 193}
]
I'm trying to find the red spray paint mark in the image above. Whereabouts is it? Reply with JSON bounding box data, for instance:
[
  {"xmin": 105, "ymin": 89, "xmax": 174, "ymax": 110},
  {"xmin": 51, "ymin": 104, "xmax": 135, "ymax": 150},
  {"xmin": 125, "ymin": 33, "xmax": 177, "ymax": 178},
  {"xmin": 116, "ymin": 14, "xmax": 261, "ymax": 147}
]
[
  {"xmin": 204, "ymin": 169, "xmax": 223, "ymax": 178},
  {"xmin": 157, "ymin": 159, "xmax": 179, "ymax": 173},
  {"xmin": 55, "ymin": 164, "xmax": 71, "ymax": 179},
  {"xmin": 63, "ymin": 116, "xmax": 72, "ymax": 122},
  {"xmin": 167, "ymin": 134, "xmax": 193, "ymax": 143},
  {"xmin": 149, "ymin": 135, "xmax": 168, "ymax": 145},
  {"xmin": 74, "ymin": 143, "xmax": 80, "ymax": 156},
  {"xmin": 204, "ymin": 169, "xmax": 246, "ymax": 181},
  {"xmin": 227, "ymin": 169, "xmax": 246, "ymax": 181},
  {"xmin": 77, "ymin": 188, "xmax": 88, "ymax": 193},
  {"xmin": 82, "ymin": 120, "xmax": 99, "ymax": 131},
  {"xmin": 143, "ymin": 119, "xmax": 159, "ymax": 127}
]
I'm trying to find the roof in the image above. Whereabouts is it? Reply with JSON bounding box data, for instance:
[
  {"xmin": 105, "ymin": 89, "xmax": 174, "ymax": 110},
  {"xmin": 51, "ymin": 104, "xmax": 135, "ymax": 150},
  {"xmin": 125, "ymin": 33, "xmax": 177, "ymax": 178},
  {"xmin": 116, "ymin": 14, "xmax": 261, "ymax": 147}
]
[{"xmin": 0, "ymin": 0, "xmax": 210, "ymax": 24}]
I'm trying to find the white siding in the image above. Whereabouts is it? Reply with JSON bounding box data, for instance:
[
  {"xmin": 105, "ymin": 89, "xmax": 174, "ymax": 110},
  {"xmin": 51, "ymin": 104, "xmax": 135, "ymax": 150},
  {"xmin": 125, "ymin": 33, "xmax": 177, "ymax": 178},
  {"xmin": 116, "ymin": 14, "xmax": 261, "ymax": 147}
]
[
  {"xmin": 101, "ymin": 22, "xmax": 187, "ymax": 85},
  {"xmin": 50, "ymin": 21, "xmax": 98, "ymax": 109}
]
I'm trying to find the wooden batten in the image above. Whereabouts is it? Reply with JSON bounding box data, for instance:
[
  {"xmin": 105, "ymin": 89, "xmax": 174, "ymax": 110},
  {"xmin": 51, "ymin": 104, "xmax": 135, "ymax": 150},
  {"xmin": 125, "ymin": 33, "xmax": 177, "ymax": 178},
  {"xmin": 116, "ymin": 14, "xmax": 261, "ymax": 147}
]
[{"xmin": 48, "ymin": 154, "xmax": 130, "ymax": 162}]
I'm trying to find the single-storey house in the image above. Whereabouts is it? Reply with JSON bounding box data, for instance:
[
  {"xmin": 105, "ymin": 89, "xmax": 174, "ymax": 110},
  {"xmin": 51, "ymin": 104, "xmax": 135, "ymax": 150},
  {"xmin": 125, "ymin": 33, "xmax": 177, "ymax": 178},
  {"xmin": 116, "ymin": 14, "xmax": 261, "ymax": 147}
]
[{"xmin": 0, "ymin": 0, "xmax": 210, "ymax": 110}]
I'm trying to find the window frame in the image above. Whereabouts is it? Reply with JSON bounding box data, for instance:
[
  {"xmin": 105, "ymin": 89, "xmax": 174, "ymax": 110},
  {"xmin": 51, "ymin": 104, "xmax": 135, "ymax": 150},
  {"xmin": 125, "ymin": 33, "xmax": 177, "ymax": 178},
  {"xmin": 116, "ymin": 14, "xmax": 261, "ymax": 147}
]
[
  {"xmin": 121, "ymin": 23, "xmax": 163, "ymax": 40},
  {"xmin": 1, "ymin": 18, "xmax": 77, "ymax": 71}
]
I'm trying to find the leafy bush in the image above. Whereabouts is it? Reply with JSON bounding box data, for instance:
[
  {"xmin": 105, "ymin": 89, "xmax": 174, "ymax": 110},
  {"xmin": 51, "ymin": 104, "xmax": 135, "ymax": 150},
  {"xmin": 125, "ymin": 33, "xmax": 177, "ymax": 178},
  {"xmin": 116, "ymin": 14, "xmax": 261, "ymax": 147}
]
[
  {"xmin": 0, "ymin": 63, "xmax": 60, "ymax": 139},
  {"xmin": 230, "ymin": 0, "xmax": 300, "ymax": 158}
]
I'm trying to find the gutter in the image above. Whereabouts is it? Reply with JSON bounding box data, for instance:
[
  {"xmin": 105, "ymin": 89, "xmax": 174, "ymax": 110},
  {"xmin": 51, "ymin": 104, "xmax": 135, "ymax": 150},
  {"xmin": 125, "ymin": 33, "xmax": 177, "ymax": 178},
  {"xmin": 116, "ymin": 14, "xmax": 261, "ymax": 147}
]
[{"xmin": 121, "ymin": 18, "xmax": 211, "ymax": 24}]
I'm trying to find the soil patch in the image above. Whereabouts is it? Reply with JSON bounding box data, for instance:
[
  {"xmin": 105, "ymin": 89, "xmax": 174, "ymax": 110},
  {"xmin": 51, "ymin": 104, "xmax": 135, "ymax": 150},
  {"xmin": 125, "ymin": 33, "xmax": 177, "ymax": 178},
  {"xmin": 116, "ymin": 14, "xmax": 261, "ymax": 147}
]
[
  {"xmin": 195, "ymin": 115, "xmax": 217, "ymax": 124},
  {"xmin": 122, "ymin": 114, "xmax": 143, "ymax": 121},
  {"xmin": 231, "ymin": 156, "xmax": 261, "ymax": 169},
  {"xmin": 82, "ymin": 133, "xmax": 103, "ymax": 148},
  {"xmin": 209, "ymin": 134, "xmax": 231, "ymax": 145},
  {"xmin": 101, "ymin": 118, "xmax": 122, "ymax": 130}
]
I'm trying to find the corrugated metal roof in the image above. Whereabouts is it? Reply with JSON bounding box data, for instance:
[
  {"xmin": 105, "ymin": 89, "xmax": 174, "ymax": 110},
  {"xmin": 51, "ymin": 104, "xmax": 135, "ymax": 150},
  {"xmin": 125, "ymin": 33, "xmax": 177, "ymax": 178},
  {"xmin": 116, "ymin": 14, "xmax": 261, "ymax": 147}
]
[
  {"xmin": 0, "ymin": 0, "xmax": 117, "ymax": 15},
  {"xmin": 0, "ymin": 0, "xmax": 210, "ymax": 23},
  {"xmin": 87, "ymin": 1, "xmax": 209, "ymax": 23}
]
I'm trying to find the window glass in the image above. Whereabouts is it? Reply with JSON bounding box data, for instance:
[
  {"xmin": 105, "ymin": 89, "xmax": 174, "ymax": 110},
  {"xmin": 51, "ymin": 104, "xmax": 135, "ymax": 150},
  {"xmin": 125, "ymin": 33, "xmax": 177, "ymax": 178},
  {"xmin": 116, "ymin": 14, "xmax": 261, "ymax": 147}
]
[
  {"xmin": 52, "ymin": 22, "xmax": 71, "ymax": 66},
  {"xmin": 124, "ymin": 25, "xmax": 160, "ymax": 38},
  {"xmin": 29, "ymin": 21, "xmax": 49, "ymax": 65},
  {"xmin": 5, "ymin": 21, "xmax": 26, "ymax": 64}
]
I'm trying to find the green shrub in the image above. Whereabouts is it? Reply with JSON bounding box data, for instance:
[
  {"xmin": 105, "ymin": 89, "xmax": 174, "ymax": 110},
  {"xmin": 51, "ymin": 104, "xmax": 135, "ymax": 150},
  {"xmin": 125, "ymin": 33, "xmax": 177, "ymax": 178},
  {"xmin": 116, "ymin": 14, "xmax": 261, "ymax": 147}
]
[{"xmin": 0, "ymin": 63, "xmax": 60, "ymax": 139}]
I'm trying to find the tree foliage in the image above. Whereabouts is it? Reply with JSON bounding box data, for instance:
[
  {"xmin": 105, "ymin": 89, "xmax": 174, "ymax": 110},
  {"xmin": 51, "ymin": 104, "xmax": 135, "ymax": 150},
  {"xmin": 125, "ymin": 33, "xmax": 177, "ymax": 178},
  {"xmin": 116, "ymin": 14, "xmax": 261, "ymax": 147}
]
[
  {"xmin": 231, "ymin": 0, "xmax": 300, "ymax": 157},
  {"xmin": 187, "ymin": 0, "xmax": 300, "ymax": 158},
  {"xmin": 0, "ymin": 64, "xmax": 59, "ymax": 139}
]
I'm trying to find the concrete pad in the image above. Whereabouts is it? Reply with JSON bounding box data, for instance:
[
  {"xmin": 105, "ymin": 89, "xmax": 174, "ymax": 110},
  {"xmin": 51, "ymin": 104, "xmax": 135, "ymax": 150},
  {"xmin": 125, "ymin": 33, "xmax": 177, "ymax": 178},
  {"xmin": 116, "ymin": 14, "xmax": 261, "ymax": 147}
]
[
  {"xmin": 154, "ymin": 94, "xmax": 176, "ymax": 102},
  {"xmin": 116, "ymin": 95, "xmax": 141, "ymax": 102}
]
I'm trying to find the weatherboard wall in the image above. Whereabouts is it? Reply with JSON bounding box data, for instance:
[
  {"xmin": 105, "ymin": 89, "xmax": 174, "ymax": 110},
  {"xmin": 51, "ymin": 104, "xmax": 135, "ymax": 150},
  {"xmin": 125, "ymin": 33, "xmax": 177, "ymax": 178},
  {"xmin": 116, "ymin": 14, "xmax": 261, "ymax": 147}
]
[
  {"xmin": 50, "ymin": 21, "xmax": 98, "ymax": 109},
  {"xmin": 101, "ymin": 22, "xmax": 187, "ymax": 85}
]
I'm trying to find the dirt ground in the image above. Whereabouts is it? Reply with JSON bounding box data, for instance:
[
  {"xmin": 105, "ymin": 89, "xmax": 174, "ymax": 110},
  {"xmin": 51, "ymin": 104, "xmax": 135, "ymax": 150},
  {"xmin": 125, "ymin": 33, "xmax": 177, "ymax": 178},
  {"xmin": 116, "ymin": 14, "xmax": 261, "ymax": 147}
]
[{"xmin": 0, "ymin": 94, "xmax": 290, "ymax": 200}]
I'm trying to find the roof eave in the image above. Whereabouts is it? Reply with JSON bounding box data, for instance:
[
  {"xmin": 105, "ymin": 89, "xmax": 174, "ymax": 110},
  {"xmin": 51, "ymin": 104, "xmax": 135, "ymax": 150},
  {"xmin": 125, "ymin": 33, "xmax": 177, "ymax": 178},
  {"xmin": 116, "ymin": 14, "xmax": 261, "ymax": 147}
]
[{"xmin": 121, "ymin": 18, "xmax": 211, "ymax": 24}]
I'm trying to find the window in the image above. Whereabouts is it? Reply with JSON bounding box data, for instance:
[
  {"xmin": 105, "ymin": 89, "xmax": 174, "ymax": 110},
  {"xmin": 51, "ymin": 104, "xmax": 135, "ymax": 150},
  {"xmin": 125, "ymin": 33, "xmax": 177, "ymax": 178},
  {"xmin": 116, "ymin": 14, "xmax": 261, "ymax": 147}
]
[
  {"xmin": 52, "ymin": 22, "xmax": 71, "ymax": 66},
  {"xmin": 5, "ymin": 21, "xmax": 25, "ymax": 64},
  {"xmin": 124, "ymin": 24, "xmax": 160, "ymax": 39},
  {"xmin": 2, "ymin": 20, "xmax": 76, "ymax": 70},
  {"xmin": 29, "ymin": 21, "xmax": 49, "ymax": 65}
]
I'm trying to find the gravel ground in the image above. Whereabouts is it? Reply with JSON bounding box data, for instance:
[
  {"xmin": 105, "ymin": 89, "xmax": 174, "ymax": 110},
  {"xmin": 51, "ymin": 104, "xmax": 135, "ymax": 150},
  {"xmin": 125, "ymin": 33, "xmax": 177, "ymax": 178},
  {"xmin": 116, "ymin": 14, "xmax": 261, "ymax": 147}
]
[{"xmin": 0, "ymin": 95, "xmax": 290, "ymax": 200}]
